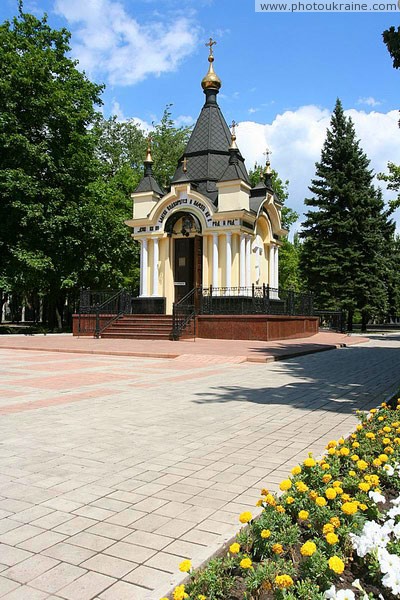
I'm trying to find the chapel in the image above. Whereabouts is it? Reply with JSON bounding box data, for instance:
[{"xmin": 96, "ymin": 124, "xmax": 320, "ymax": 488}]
[{"xmin": 125, "ymin": 39, "xmax": 287, "ymax": 316}]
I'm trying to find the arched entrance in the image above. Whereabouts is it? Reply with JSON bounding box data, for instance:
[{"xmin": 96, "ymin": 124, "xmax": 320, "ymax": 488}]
[{"xmin": 165, "ymin": 212, "xmax": 203, "ymax": 302}]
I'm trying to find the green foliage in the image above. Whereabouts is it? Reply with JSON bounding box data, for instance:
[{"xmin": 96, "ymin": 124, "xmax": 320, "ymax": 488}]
[
  {"xmin": 284, "ymin": 579, "xmax": 325, "ymax": 599},
  {"xmin": 378, "ymin": 162, "xmax": 400, "ymax": 212},
  {"xmin": 186, "ymin": 557, "xmax": 235, "ymax": 599},
  {"xmin": 383, "ymin": 25, "xmax": 400, "ymax": 69},
  {"xmin": 151, "ymin": 104, "xmax": 192, "ymax": 189},
  {"xmin": 300, "ymin": 99, "xmax": 395, "ymax": 329}
]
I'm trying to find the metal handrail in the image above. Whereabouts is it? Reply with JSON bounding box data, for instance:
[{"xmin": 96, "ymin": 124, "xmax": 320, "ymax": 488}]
[
  {"xmin": 94, "ymin": 289, "xmax": 131, "ymax": 338},
  {"xmin": 171, "ymin": 288, "xmax": 198, "ymax": 341}
]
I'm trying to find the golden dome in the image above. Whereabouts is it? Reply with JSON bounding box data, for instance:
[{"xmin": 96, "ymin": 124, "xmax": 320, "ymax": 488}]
[{"xmin": 201, "ymin": 38, "xmax": 221, "ymax": 91}]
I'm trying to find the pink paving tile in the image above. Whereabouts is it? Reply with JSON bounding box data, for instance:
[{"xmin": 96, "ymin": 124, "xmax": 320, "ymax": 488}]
[
  {"xmin": 8, "ymin": 372, "xmax": 138, "ymax": 390},
  {"xmin": 0, "ymin": 388, "xmax": 115, "ymax": 415}
]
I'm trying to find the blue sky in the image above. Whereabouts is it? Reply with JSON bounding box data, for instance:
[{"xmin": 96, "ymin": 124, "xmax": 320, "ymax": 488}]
[{"xmin": 1, "ymin": 0, "xmax": 399, "ymax": 229}]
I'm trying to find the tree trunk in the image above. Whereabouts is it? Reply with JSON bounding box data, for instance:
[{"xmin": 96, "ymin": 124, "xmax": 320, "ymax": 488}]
[
  {"xmin": 347, "ymin": 310, "xmax": 354, "ymax": 332},
  {"xmin": 361, "ymin": 310, "xmax": 369, "ymax": 333}
]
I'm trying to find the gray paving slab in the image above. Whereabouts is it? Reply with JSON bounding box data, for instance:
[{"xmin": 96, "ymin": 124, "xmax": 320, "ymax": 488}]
[{"xmin": 0, "ymin": 334, "xmax": 399, "ymax": 598}]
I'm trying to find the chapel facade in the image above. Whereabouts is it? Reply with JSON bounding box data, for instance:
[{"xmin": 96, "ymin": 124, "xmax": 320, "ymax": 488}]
[{"xmin": 125, "ymin": 41, "xmax": 287, "ymax": 315}]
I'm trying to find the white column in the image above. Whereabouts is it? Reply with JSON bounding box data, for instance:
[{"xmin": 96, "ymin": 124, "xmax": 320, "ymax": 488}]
[
  {"xmin": 239, "ymin": 233, "xmax": 246, "ymax": 289},
  {"xmin": 269, "ymin": 245, "xmax": 275, "ymax": 289},
  {"xmin": 140, "ymin": 238, "xmax": 148, "ymax": 297},
  {"xmin": 212, "ymin": 233, "xmax": 219, "ymax": 290},
  {"xmin": 274, "ymin": 245, "xmax": 279, "ymax": 290},
  {"xmin": 152, "ymin": 237, "xmax": 159, "ymax": 297},
  {"xmin": 225, "ymin": 232, "xmax": 232, "ymax": 289},
  {"xmin": 245, "ymin": 236, "xmax": 251, "ymax": 292}
]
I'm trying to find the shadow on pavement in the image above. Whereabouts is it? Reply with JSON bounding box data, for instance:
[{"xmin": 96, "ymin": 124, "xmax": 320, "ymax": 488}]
[{"xmin": 192, "ymin": 336, "xmax": 400, "ymax": 415}]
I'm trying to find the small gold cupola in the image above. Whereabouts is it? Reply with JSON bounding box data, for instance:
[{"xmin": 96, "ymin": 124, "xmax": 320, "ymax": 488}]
[{"xmin": 201, "ymin": 37, "xmax": 222, "ymax": 91}]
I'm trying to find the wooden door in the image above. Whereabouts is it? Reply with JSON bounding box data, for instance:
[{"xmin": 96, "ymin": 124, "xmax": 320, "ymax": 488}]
[{"xmin": 174, "ymin": 238, "xmax": 194, "ymax": 302}]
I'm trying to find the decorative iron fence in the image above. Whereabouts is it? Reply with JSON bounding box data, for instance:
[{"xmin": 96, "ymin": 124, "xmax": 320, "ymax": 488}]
[
  {"xmin": 200, "ymin": 285, "xmax": 313, "ymax": 317},
  {"xmin": 77, "ymin": 289, "xmax": 132, "ymax": 337}
]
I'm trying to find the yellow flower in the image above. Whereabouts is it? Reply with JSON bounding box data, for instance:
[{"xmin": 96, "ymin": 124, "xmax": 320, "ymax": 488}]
[
  {"xmin": 321, "ymin": 463, "xmax": 330, "ymax": 470},
  {"xmin": 342, "ymin": 501, "xmax": 358, "ymax": 515},
  {"xmin": 383, "ymin": 437, "xmax": 391, "ymax": 445},
  {"xmin": 316, "ymin": 496, "xmax": 327, "ymax": 507},
  {"xmin": 357, "ymin": 460, "xmax": 368, "ymax": 471},
  {"xmin": 261, "ymin": 529, "xmax": 271, "ymax": 539},
  {"xmin": 173, "ymin": 585, "xmax": 188, "ymax": 600},
  {"xmin": 309, "ymin": 490, "xmax": 318, "ymax": 501},
  {"xmin": 394, "ymin": 437, "xmax": 400, "ymax": 445},
  {"xmin": 229, "ymin": 542, "xmax": 240, "ymax": 554},
  {"xmin": 291, "ymin": 465, "xmax": 302, "ymax": 475},
  {"xmin": 264, "ymin": 494, "xmax": 276, "ymax": 506},
  {"xmin": 286, "ymin": 496, "xmax": 295, "ymax": 504},
  {"xmin": 357, "ymin": 423, "xmax": 364, "ymax": 429},
  {"xmin": 279, "ymin": 479, "xmax": 292, "ymax": 491},
  {"xmin": 239, "ymin": 511, "xmax": 252, "ymax": 524},
  {"xmin": 373, "ymin": 458, "xmax": 382, "ymax": 467},
  {"xmin": 359, "ymin": 503, "xmax": 367, "ymax": 511},
  {"xmin": 322, "ymin": 474, "xmax": 332, "ymax": 484},
  {"xmin": 383, "ymin": 426, "xmax": 391, "ymax": 433},
  {"xmin": 385, "ymin": 447, "xmax": 394, "ymax": 454},
  {"xmin": 327, "ymin": 440, "xmax": 337, "ymax": 448},
  {"xmin": 256, "ymin": 499, "xmax": 263, "ymax": 507},
  {"xmin": 379, "ymin": 454, "xmax": 388, "ymax": 463},
  {"xmin": 330, "ymin": 516, "xmax": 340, "ymax": 528},
  {"xmin": 352, "ymin": 441, "xmax": 360, "ymax": 448},
  {"xmin": 366, "ymin": 431, "xmax": 375, "ymax": 439},
  {"xmin": 328, "ymin": 556, "xmax": 345, "ymax": 574},
  {"xmin": 300, "ymin": 541, "xmax": 317, "ymax": 556},
  {"xmin": 304, "ymin": 457, "xmax": 316, "ymax": 468},
  {"xmin": 325, "ymin": 532, "xmax": 339, "ymax": 545},
  {"xmin": 325, "ymin": 488, "xmax": 337, "ymax": 500},
  {"xmin": 328, "ymin": 448, "xmax": 336, "ymax": 455},
  {"xmin": 295, "ymin": 481, "xmax": 309, "ymax": 493},
  {"xmin": 240, "ymin": 557, "xmax": 252, "ymax": 569},
  {"xmin": 272, "ymin": 543, "xmax": 283, "ymax": 554},
  {"xmin": 198, "ymin": 596, "xmax": 207, "ymax": 600},
  {"xmin": 338, "ymin": 437, "xmax": 345, "ymax": 445},
  {"xmin": 378, "ymin": 416, "xmax": 384, "ymax": 421},
  {"xmin": 323, "ymin": 523, "xmax": 335, "ymax": 534},
  {"xmin": 275, "ymin": 574, "xmax": 294, "ymax": 589},
  {"xmin": 276, "ymin": 505, "xmax": 285, "ymax": 514},
  {"xmin": 340, "ymin": 447, "xmax": 350, "ymax": 456},
  {"xmin": 358, "ymin": 482, "xmax": 370, "ymax": 492},
  {"xmin": 349, "ymin": 470, "xmax": 356, "ymax": 477},
  {"xmin": 341, "ymin": 493, "xmax": 351, "ymax": 501},
  {"xmin": 261, "ymin": 488, "xmax": 269, "ymax": 496},
  {"xmin": 179, "ymin": 560, "xmax": 192, "ymax": 573},
  {"xmin": 351, "ymin": 455, "xmax": 360, "ymax": 462},
  {"xmin": 332, "ymin": 480, "xmax": 342, "ymax": 488},
  {"xmin": 298, "ymin": 510, "xmax": 309, "ymax": 520}
]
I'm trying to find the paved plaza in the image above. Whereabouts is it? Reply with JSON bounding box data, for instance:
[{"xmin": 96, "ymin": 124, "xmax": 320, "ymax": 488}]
[{"xmin": 0, "ymin": 334, "xmax": 399, "ymax": 599}]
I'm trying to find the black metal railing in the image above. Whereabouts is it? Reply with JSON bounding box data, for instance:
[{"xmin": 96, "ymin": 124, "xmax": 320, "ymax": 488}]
[
  {"xmin": 171, "ymin": 288, "xmax": 198, "ymax": 340},
  {"xmin": 77, "ymin": 289, "xmax": 132, "ymax": 337},
  {"xmin": 313, "ymin": 310, "xmax": 346, "ymax": 333},
  {"xmin": 200, "ymin": 285, "xmax": 313, "ymax": 316}
]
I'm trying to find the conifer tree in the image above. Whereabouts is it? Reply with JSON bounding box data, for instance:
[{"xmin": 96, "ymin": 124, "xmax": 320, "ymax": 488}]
[{"xmin": 300, "ymin": 99, "xmax": 394, "ymax": 331}]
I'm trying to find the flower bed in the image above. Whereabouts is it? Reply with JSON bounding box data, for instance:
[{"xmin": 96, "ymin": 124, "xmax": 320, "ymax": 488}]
[{"xmin": 161, "ymin": 395, "xmax": 400, "ymax": 600}]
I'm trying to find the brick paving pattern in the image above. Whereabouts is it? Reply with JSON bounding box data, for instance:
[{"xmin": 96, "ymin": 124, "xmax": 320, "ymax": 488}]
[{"xmin": 0, "ymin": 333, "xmax": 399, "ymax": 598}]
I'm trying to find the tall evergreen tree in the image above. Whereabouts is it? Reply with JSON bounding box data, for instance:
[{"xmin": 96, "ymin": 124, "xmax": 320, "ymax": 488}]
[{"xmin": 300, "ymin": 99, "xmax": 394, "ymax": 331}]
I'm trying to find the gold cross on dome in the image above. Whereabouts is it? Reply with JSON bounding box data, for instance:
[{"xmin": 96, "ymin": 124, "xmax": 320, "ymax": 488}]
[
  {"xmin": 205, "ymin": 37, "xmax": 217, "ymax": 56},
  {"xmin": 182, "ymin": 157, "xmax": 188, "ymax": 173},
  {"xmin": 230, "ymin": 120, "xmax": 238, "ymax": 136},
  {"xmin": 263, "ymin": 147, "xmax": 272, "ymax": 162}
]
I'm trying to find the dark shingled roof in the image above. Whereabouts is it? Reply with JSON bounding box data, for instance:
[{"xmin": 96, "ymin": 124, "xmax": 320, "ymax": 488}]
[
  {"xmin": 172, "ymin": 89, "xmax": 249, "ymax": 205},
  {"xmin": 133, "ymin": 161, "xmax": 164, "ymax": 196}
]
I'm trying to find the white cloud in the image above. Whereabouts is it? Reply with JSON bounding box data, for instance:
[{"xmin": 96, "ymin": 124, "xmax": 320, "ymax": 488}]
[
  {"xmin": 174, "ymin": 115, "xmax": 195, "ymax": 127},
  {"xmin": 235, "ymin": 106, "xmax": 400, "ymax": 232},
  {"xmin": 54, "ymin": 0, "xmax": 199, "ymax": 85},
  {"xmin": 357, "ymin": 96, "xmax": 382, "ymax": 107}
]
